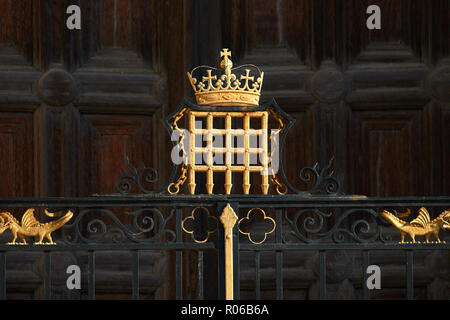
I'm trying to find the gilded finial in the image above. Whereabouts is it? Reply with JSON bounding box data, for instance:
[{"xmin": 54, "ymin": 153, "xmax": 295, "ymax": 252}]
[{"xmin": 220, "ymin": 48, "xmax": 233, "ymax": 79}]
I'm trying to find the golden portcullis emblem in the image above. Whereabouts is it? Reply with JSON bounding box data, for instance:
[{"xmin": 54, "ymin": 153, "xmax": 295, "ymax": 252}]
[
  {"xmin": 168, "ymin": 48, "xmax": 290, "ymax": 196},
  {"xmin": 0, "ymin": 208, "xmax": 73, "ymax": 245}
]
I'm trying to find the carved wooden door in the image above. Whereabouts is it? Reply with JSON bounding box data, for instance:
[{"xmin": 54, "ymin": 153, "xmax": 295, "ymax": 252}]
[
  {"xmin": 3, "ymin": 2, "xmax": 447, "ymax": 208},
  {"xmin": 0, "ymin": 0, "xmax": 448, "ymax": 300},
  {"xmin": 0, "ymin": 0, "xmax": 186, "ymax": 198},
  {"xmin": 0, "ymin": 0, "xmax": 186, "ymax": 299},
  {"xmin": 204, "ymin": 0, "xmax": 449, "ymax": 197}
]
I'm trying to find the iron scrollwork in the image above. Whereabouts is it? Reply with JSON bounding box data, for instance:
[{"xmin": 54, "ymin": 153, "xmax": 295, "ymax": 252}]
[
  {"xmin": 114, "ymin": 156, "xmax": 159, "ymax": 195},
  {"xmin": 297, "ymin": 157, "xmax": 340, "ymax": 194},
  {"xmin": 284, "ymin": 208, "xmax": 391, "ymax": 244},
  {"xmin": 277, "ymin": 157, "xmax": 341, "ymax": 196},
  {"xmin": 62, "ymin": 207, "xmax": 176, "ymax": 244}
]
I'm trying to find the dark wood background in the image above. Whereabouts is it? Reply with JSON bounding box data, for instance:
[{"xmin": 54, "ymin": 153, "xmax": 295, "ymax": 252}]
[
  {"xmin": 0, "ymin": 0, "xmax": 448, "ymax": 299},
  {"xmin": 0, "ymin": 0, "xmax": 448, "ymax": 199}
]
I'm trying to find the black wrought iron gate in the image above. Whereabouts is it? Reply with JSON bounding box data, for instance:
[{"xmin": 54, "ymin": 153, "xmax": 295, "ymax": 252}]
[{"xmin": 0, "ymin": 194, "xmax": 449, "ymax": 300}]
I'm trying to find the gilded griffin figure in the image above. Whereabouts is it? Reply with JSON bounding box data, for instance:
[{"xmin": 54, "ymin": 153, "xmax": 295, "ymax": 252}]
[
  {"xmin": 381, "ymin": 208, "xmax": 450, "ymax": 243},
  {"xmin": 0, "ymin": 208, "xmax": 73, "ymax": 245}
]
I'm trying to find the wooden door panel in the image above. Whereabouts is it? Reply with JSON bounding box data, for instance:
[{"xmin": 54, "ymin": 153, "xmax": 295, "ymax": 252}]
[
  {"xmin": 80, "ymin": 115, "xmax": 154, "ymax": 195},
  {"xmin": 282, "ymin": 108, "xmax": 316, "ymax": 191},
  {"xmin": 349, "ymin": 110, "xmax": 428, "ymax": 196},
  {"xmin": 222, "ymin": 0, "xmax": 448, "ymax": 197},
  {"xmin": 0, "ymin": 114, "xmax": 33, "ymax": 197},
  {"xmin": 0, "ymin": 0, "xmax": 33, "ymax": 62},
  {"xmin": 0, "ymin": 1, "xmax": 37, "ymax": 197}
]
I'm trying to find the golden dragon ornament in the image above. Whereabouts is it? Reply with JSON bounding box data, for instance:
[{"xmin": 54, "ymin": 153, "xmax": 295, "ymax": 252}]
[
  {"xmin": 381, "ymin": 208, "xmax": 450, "ymax": 243},
  {"xmin": 0, "ymin": 208, "xmax": 73, "ymax": 245}
]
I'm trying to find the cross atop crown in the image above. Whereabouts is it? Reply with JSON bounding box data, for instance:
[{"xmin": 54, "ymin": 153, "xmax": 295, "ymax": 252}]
[
  {"xmin": 220, "ymin": 48, "xmax": 231, "ymax": 59},
  {"xmin": 220, "ymin": 48, "xmax": 233, "ymax": 73}
]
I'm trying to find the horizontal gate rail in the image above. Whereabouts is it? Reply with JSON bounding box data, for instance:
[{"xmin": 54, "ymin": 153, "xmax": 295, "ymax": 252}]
[
  {"xmin": 238, "ymin": 243, "xmax": 450, "ymax": 250},
  {"xmin": 0, "ymin": 195, "xmax": 448, "ymax": 207},
  {"xmin": 0, "ymin": 243, "xmax": 216, "ymax": 250}
]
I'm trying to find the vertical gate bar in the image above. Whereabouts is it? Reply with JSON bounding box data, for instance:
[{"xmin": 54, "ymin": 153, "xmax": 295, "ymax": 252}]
[
  {"xmin": 176, "ymin": 250, "xmax": 183, "ymax": 300},
  {"xmin": 88, "ymin": 250, "xmax": 95, "ymax": 300},
  {"xmin": 188, "ymin": 111, "xmax": 196, "ymax": 194},
  {"xmin": 276, "ymin": 251, "xmax": 283, "ymax": 300},
  {"xmin": 233, "ymin": 220, "xmax": 240, "ymax": 300},
  {"xmin": 176, "ymin": 208, "xmax": 183, "ymax": 300},
  {"xmin": 255, "ymin": 250, "xmax": 260, "ymax": 300},
  {"xmin": 275, "ymin": 209, "xmax": 282, "ymax": 242},
  {"xmin": 132, "ymin": 250, "xmax": 139, "ymax": 300},
  {"xmin": 362, "ymin": 250, "xmax": 370, "ymax": 300},
  {"xmin": 44, "ymin": 251, "xmax": 51, "ymax": 300},
  {"xmin": 0, "ymin": 251, "xmax": 5, "ymax": 300},
  {"xmin": 217, "ymin": 212, "xmax": 225, "ymax": 300},
  {"xmin": 176, "ymin": 207, "xmax": 183, "ymax": 242},
  {"xmin": 198, "ymin": 250, "xmax": 203, "ymax": 300},
  {"xmin": 219, "ymin": 204, "xmax": 238, "ymax": 300},
  {"xmin": 242, "ymin": 115, "xmax": 250, "ymax": 194},
  {"xmin": 275, "ymin": 209, "xmax": 283, "ymax": 300},
  {"xmin": 406, "ymin": 250, "xmax": 414, "ymax": 300},
  {"xmin": 319, "ymin": 250, "xmax": 326, "ymax": 300},
  {"xmin": 261, "ymin": 112, "xmax": 269, "ymax": 194}
]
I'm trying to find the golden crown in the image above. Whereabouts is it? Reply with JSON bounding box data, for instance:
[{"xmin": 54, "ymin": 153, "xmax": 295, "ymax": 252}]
[{"xmin": 187, "ymin": 48, "xmax": 264, "ymax": 107}]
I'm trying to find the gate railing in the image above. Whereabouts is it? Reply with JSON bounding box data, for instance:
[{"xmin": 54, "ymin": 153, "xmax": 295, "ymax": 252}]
[
  {"xmin": 0, "ymin": 195, "xmax": 448, "ymax": 300},
  {"xmin": 229, "ymin": 196, "xmax": 450, "ymax": 300}
]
